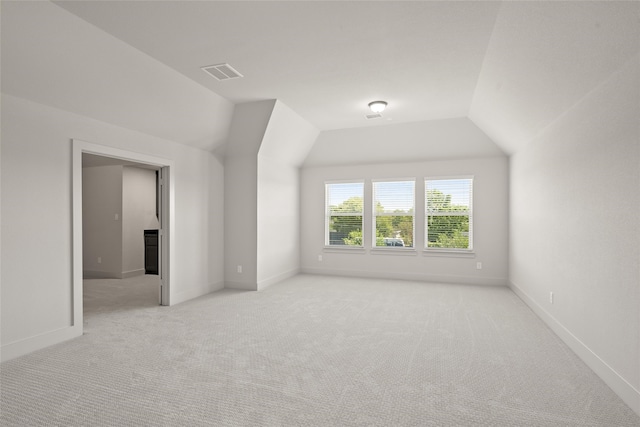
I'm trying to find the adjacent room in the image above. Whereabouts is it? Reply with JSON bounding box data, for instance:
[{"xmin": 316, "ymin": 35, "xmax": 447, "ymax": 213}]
[
  {"xmin": 82, "ymin": 153, "xmax": 164, "ymax": 315},
  {"xmin": 1, "ymin": 1, "xmax": 638, "ymax": 425}
]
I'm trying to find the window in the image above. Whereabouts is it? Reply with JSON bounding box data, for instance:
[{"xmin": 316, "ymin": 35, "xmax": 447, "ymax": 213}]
[
  {"xmin": 372, "ymin": 180, "xmax": 415, "ymax": 248},
  {"xmin": 325, "ymin": 182, "xmax": 364, "ymax": 246},
  {"xmin": 425, "ymin": 178, "xmax": 473, "ymax": 250}
]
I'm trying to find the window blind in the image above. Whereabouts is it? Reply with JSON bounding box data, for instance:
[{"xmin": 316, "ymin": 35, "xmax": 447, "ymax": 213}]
[
  {"xmin": 425, "ymin": 178, "xmax": 473, "ymax": 250},
  {"xmin": 372, "ymin": 180, "xmax": 415, "ymax": 247},
  {"xmin": 325, "ymin": 182, "xmax": 364, "ymax": 246}
]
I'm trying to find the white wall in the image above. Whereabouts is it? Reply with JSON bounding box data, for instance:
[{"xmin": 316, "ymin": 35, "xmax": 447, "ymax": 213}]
[
  {"xmin": 0, "ymin": 94, "xmax": 225, "ymax": 360},
  {"xmin": 256, "ymin": 161, "xmax": 300, "ymax": 288},
  {"xmin": 82, "ymin": 165, "xmax": 124, "ymax": 278},
  {"xmin": 122, "ymin": 166, "xmax": 160, "ymax": 276},
  {"xmin": 509, "ymin": 54, "xmax": 640, "ymax": 413},
  {"xmin": 225, "ymin": 100, "xmax": 319, "ymax": 291},
  {"xmin": 304, "ymin": 117, "xmax": 504, "ymax": 167},
  {"xmin": 208, "ymin": 154, "xmax": 225, "ymax": 290},
  {"xmin": 223, "ymin": 101, "xmax": 274, "ymax": 290},
  {"xmin": 301, "ymin": 157, "xmax": 509, "ymax": 285},
  {"xmin": 256, "ymin": 101, "xmax": 319, "ymax": 289},
  {"xmin": 82, "ymin": 165, "xmax": 160, "ymax": 279}
]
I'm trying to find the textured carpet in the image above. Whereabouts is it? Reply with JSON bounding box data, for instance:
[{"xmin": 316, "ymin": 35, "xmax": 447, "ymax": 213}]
[{"xmin": 1, "ymin": 274, "xmax": 638, "ymax": 426}]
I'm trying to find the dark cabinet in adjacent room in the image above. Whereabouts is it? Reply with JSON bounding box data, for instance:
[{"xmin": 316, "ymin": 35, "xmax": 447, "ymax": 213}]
[{"xmin": 144, "ymin": 229, "xmax": 159, "ymax": 275}]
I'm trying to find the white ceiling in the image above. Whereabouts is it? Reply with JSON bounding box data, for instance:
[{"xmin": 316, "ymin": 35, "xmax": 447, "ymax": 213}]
[
  {"xmin": 1, "ymin": 1, "xmax": 234, "ymax": 152},
  {"xmin": 3, "ymin": 1, "xmax": 639, "ymax": 157},
  {"xmin": 53, "ymin": 1, "xmax": 501, "ymax": 131},
  {"xmin": 469, "ymin": 1, "xmax": 640, "ymax": 155}
]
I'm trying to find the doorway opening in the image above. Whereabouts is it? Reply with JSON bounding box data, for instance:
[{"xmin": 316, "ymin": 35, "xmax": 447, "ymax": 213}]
[{"xmin": 72, "ymin": 140, "xmax": 173, "ymax": 334}]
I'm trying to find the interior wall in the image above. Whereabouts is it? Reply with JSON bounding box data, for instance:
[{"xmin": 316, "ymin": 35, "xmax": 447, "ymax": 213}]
[
  {"xmin": 256, "ymin": 158, "xmax": 300, "ymax": 289},
  {"xmin": 208, "ymin": 154, "xmax": 225, "ymax": 289},
  {"xmin": 82, "ymin": 165, "xmax": 123, "ymax": 278},
  {"xmin": 256, "ymin": 101, "xmax": 319, "ymax": 289},
  {"xmin": 223, "ymin": 100, "xmax": 275, "ymax": 290},
  {"xmin": 82, "ymin": 165, "xmax": 160, "ymax": 279},
  {"xmin": 0, "ymin": 94, "xmax": 225, "ymax": 360},
  {"xmin": 304, "ymin": 117, "xmax": 504, "ymax": 167},
  {"xmin": 224, "ymin": 100, "xmax": 319, "ymax": 290},
  {"xmin": 300, "ymin": 156, "xmax": 509, "ymax": 285},
  {"xmin": 122, "ymin": 166, "xmax": 160, "ymax": 276},
  {"xmin": 509, "ymin": 54, "xmax": 640, "ymax": 413}
]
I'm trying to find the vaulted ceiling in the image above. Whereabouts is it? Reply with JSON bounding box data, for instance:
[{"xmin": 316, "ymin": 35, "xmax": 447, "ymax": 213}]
[{"xmin": 2, "ymin": 1, "xmax": 638, "ymax": 158}]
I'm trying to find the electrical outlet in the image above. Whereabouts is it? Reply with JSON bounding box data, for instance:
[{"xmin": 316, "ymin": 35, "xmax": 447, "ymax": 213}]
[
  {"xmin": 476, "ymin": 262, "xmax": 482, "ymax": 270},
  {"xmin": 114, "ymin": 213, "xmax": 119, "ymax": 221},
  {"xmin": 237, "ymin": 265, "xmax": 242, "ymax": 274},
  {"xmin": 318, "ymin": 255, "xmax": 323, "ymax": 262},
  {"xmin": 98, "ymin": 257, "xmax": 102, "ymax": 264},
  {"xmin": 550, "ymin": 292, "xmax": 554, "ymax": 304}
]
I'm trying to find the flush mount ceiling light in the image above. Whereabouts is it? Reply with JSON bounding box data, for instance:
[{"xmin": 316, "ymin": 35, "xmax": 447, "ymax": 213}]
[{"xmin": 368, "ymin": 100, "xmax": 388, "ymax": 113}]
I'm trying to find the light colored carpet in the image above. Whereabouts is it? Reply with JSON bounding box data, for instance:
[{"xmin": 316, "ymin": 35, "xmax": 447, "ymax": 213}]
[{"xmin": 1, "ymin": 274, "xmax": 638, "ymax": 426}]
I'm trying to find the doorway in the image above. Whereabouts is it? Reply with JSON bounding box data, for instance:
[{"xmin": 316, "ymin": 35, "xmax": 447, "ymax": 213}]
[{"xmin": 72, "ymin": 140, "xmax": 174, "ymax": 333}]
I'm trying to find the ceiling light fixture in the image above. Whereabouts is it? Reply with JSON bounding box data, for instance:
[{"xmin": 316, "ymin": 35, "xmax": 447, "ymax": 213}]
[{"xmin": 368, "ymin": 100, "xmax": 387, "ymax": 113}]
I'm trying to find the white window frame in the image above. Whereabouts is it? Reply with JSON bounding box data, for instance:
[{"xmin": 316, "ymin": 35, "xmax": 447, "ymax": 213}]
[
  {"xmin": 325, "ymin": 180, "xmax": 365, "ymax": 248},
  {"xmin": 424, "ymin": 176, "xmax": 473, "ymax": 252},
  {"xmin": 372, "ymin": 178, "xmax": 416, "ymax": 249}
]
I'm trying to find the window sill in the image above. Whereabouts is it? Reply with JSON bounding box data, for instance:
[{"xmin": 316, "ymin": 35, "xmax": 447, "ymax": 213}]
[
  {"xmin": 323, "ymin": 246, "xmax": 366, "ymax": 254},
  {"xmin": 371, "ymin": 248, "xmax": 417, "ymax": 256},
  {"xmin": 422, "ymin": 249, "xmax": 475, "ymax": 258}
]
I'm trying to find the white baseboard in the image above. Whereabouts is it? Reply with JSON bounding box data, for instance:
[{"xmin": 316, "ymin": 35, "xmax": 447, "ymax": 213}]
[
  {"xmin": 224, "ymin": 281, "xmax": 257, "ymax": 291},
  {"xmin": 171, "ymin": 280, "xmax": 225, "ymax": 306},
  {"xmin": 209, "ymin": 280, "xmax": 225, "ymax": 293},
  {"xmin": 121, "ymin": 269, "xmax": 145, "ymax": 279},
  {"xmin": 84, "ymin": 269, "xmax": 148, "ymax": 279},
  {"xmin": 257, "ymin": 268, "xmax": 300, "ymax": 291},
  {"xmin": 1, "ymin": 325, "xmax": 82, "ymax": 362},
  {"xmin": 83, "ymin": 270, "xmax": 119, "ymax": 279},
  {"xmin": 301, "ymin": 267, "xmax": 507, "ymax": 286},
  {"xmin": 509, "ymin": 281, "xmax": 640, "ymax": 417}
]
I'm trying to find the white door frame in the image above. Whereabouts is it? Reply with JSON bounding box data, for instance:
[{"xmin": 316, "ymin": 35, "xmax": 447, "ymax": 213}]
[{"xmin": 72, "ymin": 139, "xmax": 175, "ymax": 330}]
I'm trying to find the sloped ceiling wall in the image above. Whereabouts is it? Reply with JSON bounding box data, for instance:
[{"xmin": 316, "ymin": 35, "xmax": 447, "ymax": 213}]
[
  {"xmin": 470, "ymin": 1, "xmax": 640, "ymax": 155},
  {"xmin": 51, "ymin": 0, "xmax": 502, "ymax": 132},
  {"xmin": 303, "ymin": 117, "xmax": 504, "ymax": 167},
  {"xmin": 3, "ymin": 1, "xmax": 639, "ymax": 159},
  {"xmin": 259, "ymin": 101, "xmax": 320, "ymax": 166},
  {"xmin": 1, "ymin": 1, "xmax": 234, "ymax": 152}
]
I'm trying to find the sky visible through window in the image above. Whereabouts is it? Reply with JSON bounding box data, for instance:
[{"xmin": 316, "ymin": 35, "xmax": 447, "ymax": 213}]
[
  {"xmin": 327, "ymin": 182, "xmax": 363, "ymax": 207},
  {"xmin": 374, "ymin": 181, "xmax": 414, "ymax": 212},
  {"xmin": 427, "ymin": 179, "xmax": 472, "ymax": 207}
]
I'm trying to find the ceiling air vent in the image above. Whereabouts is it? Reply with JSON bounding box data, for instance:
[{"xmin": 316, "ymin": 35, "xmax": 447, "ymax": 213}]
[
  {"xmin": 366, "ymin": 113, "xmax": 383, "ymax": 120},
  {"xmin": 201, "ymin": 63, "xmax": 243, "ymax": 81}
]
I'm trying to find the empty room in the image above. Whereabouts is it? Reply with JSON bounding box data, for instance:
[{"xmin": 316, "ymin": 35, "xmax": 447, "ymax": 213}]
[{"xmin": 1, "ymin": 1, "xmax": 638, "ymax": 425}]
